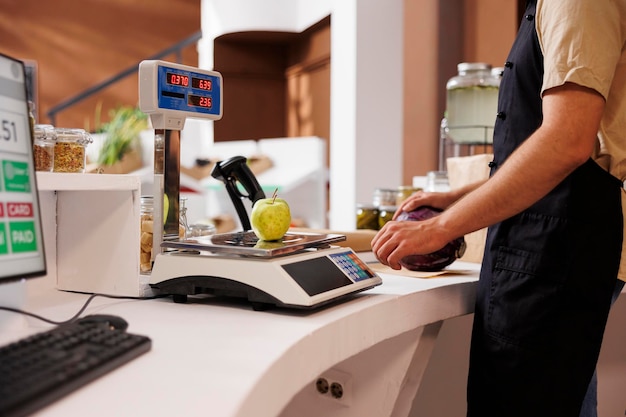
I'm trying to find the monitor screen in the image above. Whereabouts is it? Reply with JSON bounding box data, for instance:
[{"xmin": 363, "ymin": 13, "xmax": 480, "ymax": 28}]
[{"xmin": 0, "ymin": 52, "xmax": 46, "ymax": 284}]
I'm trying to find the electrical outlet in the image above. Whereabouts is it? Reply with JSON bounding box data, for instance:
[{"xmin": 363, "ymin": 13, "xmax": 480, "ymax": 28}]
[{"xmin": 315, "ymin": 368, "xmax": 352, "ymax": 406}]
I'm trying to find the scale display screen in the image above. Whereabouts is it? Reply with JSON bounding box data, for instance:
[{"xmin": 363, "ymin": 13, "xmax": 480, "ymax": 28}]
[
  {"xmin": 157, "ymin": 65, "xmax": 221, "ymax": 117},
  {"xmin": 138, "ymin": 60, "xmax": 223, "ymax": 128}
]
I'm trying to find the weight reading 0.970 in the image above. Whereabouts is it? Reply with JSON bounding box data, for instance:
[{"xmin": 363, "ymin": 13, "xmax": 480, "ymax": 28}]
[
  {"xmin": 2, "ymin": 119, "xmax": 18, "ymax": 142},
  {"xmin": 188, "ymin": 94, "xmax": 212, "ymax": 109},
  {"xmin": 166, "ymin": 72, "xmax": 189, "ymax": 87}
]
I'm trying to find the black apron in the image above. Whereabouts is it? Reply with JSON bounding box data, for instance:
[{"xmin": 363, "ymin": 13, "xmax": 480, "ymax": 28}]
[{"xmin": 466, "ymin": 2, "xmax": 623, "ymax": 416}]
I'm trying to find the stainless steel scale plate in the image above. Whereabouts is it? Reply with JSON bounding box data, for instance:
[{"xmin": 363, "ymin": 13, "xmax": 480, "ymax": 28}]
[{"xmin": 160, "ymin": 231, "xmax": 346, "ymax": 258}]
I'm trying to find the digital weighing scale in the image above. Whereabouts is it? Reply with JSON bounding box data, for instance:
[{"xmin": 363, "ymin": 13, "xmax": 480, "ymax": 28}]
[{"xmin": 138, "ymin": 60, "xmax": 382, "ymax": 310}]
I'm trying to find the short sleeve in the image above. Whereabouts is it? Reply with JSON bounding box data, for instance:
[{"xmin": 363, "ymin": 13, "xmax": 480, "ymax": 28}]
[{"xmin": 536, "ymin": 0, "xmax": 622, "ymax": 99}]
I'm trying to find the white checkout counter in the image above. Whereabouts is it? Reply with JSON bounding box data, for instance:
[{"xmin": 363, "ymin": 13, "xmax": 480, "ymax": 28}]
[{"xmin": 2, "ymin": 260, "xmax": 479, "ymax": 417}]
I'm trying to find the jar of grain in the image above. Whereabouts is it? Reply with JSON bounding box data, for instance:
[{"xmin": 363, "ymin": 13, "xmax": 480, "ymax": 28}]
[
  {"xmin": 33, "ymin": 124, "xmax": 56, "ymax": 172},
  {"xmin": 140, "ymin": 195, "xmax": 155, "ymax": 274},
  {"xmin": 139, "ymin": 195, "xmax": 191, "ymax": 274},
  {"xmin": 53, "ymin": 128, "xmax": 92, "ymax": 173}
]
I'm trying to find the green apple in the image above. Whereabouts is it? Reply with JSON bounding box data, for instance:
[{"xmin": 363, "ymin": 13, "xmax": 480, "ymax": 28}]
[{"xmin": 250, "ymin": 191, "xmax": 291, "ymax": 241}]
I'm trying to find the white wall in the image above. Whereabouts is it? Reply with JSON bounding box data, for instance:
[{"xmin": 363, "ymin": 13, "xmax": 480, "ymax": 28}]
[{"xmin": 198, "ymin": 0, "xmax": 404, "ymax": 230}]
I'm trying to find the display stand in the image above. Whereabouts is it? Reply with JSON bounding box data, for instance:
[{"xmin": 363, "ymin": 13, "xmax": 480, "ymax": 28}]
[
  {"xmin": 438, "ymin": 122, "xmax": 493, "ymax": 172},
  {"xmin": 36, "ymin": 172, "xmax": 149, "ymax": 297}
]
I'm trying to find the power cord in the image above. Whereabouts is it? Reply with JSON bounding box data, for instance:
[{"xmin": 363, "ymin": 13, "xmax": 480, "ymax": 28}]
[{"xmin": 0, "ymin": 293, "xmax": 167, "ymax": 326}]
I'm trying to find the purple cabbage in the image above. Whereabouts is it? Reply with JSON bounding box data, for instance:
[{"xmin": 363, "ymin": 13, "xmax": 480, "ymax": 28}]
[{"xmin": 395, "ymin": 206, "xmax": 466, "ymax": 272}]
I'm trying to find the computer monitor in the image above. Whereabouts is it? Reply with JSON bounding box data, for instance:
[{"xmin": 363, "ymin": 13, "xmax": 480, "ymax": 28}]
[{"xmin": 0, "ymin": 52, "xmax": 47, "ymax": 310}]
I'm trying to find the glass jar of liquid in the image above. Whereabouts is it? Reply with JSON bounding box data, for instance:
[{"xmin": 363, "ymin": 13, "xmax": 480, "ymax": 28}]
[{"xmin": 445, "ymin": 62, "xmax": 499, "ymax": 144}]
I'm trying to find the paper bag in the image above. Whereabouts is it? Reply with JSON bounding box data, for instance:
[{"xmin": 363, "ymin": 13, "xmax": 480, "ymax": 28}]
[{"xmin": 446, "ymin": 154, "xmax": 493, "ymax": 263}]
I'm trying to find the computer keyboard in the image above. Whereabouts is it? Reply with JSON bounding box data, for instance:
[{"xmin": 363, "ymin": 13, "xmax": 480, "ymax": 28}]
[{"xmin": 0, "ymin": 314, "xmax": 151, "ymax": 417}]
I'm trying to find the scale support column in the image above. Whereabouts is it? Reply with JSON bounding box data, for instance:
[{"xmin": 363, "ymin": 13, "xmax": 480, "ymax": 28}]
[{"xmin": 138, "ymin": 59, "xmax": 223, "ymax": 263}]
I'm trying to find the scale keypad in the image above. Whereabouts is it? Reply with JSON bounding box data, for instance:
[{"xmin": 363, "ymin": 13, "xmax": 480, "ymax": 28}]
[{"xmin": 329, "ymin": 252, "xmax": 376, "ymax": 282}]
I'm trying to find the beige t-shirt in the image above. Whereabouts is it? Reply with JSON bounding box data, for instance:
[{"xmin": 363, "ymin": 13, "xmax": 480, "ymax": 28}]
[{"xmin": 537, "ymin": 0, "xmax": 626, "ymax": 280}]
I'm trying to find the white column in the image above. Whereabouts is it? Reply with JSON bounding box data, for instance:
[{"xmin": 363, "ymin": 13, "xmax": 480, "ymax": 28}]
[{"xmin": 329, "ymin": 0, "xmax": 404, "ymax": 229}]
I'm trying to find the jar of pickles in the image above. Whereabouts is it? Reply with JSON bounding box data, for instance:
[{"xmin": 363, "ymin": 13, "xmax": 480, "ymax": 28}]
[
  {"xmin": 378, "ymin": 205, "xmax": 397, "ymax": 229},
  {"xmin": 53, "ymin": 128, "xmax": 92, "ymax": 173},
  {"xmin": 33, "ymin": 124, "xmax": 56, "ymax": 172},
  {"xmin": 396, "ymin": 186, "xmax": 422, "ymax": 205},
  {"xmin": 356, "ymin": 203, "xmax": 380, "ymax": 230}
]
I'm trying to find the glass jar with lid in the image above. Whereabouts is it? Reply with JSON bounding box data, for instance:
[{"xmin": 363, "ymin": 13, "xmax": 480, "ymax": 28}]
[
  {"xmin": 356, "ymin": 203, "xmax": 380, "ymax": 230},
  {"xmin": 395, "ymin": 186, "xmax": 422, "ymax": 206},
  {"xmin": 33, "ymin": 124, "xmax": 56, "ymax": 172},
  {"xmin": 139, "ymin": 195, "xmax": 191, "ymax": 274},
  {"xmin": 140, "ymin": 196, "xmax": 155, "ymax": 274},
  {"xmin": 445, "ymin": 62, "xmax": 499, "ymax": 144},
  {"xmin": 53, "ymin": 128, "xmax": 93, "ymax": 173},
  {"xmin": 378, "ymin": 205, "xmax": 397, "ymax": 229},
  {"xmin": 372, "ymin": 188, "xmax": 397, "ymax": 208}
]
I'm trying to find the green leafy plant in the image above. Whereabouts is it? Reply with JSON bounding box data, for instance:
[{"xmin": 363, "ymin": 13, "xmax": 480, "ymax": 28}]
[{"xmin": 96, "ymin": 105, "xmax": 148, "ymax": 166}]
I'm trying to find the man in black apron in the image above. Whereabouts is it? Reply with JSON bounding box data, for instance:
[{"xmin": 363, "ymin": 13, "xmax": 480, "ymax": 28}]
[
  {"xmin": 372, "ymin": 1, "xmax": 625, "ymax": 415},
  {"xmin": 466, "ymin": 2, "xmax": 622, "ymax": 415}
]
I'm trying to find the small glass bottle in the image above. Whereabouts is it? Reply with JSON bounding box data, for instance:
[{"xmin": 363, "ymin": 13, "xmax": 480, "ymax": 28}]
[
  {"xmin": 179, "ymin": 197, "xmax": 189, "ymax": 240},
  {"xmin": 426, "ymin": 171, "xmax": 450, "ymax": 192},
  {"xmin": 53, "ymin": 128, "xmax": 93, "ymax": 173}
]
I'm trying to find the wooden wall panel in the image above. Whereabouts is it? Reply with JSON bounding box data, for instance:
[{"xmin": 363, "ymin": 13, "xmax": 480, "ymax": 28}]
[
  {"xmin": 213, "ymin": 17, "xmax": 331, "ymax": 146},
  {"xmin": 0, "ymin": 0, "xmax": 200, "ymax": 129}
]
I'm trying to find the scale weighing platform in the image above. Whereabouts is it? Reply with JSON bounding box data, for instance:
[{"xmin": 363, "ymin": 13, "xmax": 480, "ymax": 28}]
[{"xmin": 139, "ymin": 60, "xmax": 382, "ymax": 310}]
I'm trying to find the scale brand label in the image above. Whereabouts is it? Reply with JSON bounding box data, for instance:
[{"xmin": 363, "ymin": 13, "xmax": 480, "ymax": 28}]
[
  {"xmin": 2, "ymin": 160, "xmax": 31, "ymax": 193},
  {"xmin": 9, "ymin": 221, "xmax": 37, "ymax": 253}
]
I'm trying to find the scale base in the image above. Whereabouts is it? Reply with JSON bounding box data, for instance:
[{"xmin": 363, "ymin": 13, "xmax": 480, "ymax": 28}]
[
  {"xmin": 155, "ymin": 275, "xmax": 362, "ymax": 311},
  {"xmin": 149, "ymin": 246, "xmax": 382, "ymax": 311}
]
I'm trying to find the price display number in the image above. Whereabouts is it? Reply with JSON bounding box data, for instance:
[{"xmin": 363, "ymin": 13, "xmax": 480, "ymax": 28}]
[{"xmin": 0, "ymin": 111, "xmax": 28, "ymax": 154}]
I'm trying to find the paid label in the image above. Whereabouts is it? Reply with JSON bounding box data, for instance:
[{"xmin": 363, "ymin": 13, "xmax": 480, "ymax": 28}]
[{"xmin": 9, "ymin": 221, "xmax": 37, "ymax": 253}]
